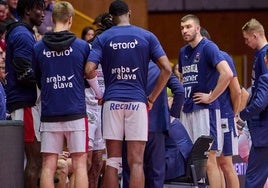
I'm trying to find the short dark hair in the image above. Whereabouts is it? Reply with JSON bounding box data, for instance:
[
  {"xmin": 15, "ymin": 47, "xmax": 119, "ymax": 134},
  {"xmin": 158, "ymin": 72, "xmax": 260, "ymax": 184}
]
[
  {"xmin": 109, "ymin": 0, "xmax": 129, "ymax": 16},
  {"xmin": 93, "ymin": 13, "xmax": 111, "ymax": 25},
  {"xmin": 94, "ymin": 13, "xmax": 114, "ymax": 36},
  {"xmin": 81, "ymin": 26, "xmax": 94, "ymax": 40},
  {"xmin": 17, "ymin": 0, "xmax": 45, "ymax": 18},
  {"xmin": 93, "ymin": 13, "xmax": 103, "ymax": 25}
]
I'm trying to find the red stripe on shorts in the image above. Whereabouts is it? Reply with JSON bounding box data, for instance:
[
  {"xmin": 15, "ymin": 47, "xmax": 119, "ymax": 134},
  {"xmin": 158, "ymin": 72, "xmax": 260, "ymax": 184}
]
[
  {"xmin": 85, "ymin": 116, "xmax": 89, "ymax": 152},
  {"xmin": 23, "ymin": 107, "xmax": 35, "ymax": 142}
]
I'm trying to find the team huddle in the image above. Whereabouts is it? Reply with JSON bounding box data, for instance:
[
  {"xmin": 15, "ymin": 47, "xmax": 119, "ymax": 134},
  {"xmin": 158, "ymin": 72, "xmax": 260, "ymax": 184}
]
[{"xmin": 2, "ymin": 0, "xmax": 268, "ymax": 188}]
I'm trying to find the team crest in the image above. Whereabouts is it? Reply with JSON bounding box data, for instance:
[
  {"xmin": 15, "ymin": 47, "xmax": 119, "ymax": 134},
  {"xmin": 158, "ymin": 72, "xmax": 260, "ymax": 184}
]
[{"xmin": 194, "ymin": 52, "xmax": 200, "ymax": 63}]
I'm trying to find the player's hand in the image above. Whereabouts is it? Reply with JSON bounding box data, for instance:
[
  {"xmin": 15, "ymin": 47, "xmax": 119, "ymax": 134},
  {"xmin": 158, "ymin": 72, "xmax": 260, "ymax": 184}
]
[
  {"xmin": 193, "ymin": 91, "xmax": 212, "ymax": 104},
  {"xmin": 58, "ymin": 151, "xmax": 70, "ymax": 160},
  {"xmin": 236, "ymin": 117, "xmax": 246, "ymax": 135},
  {"xmin": 147, "ymin": 102, "xmax": 153, "ymax": 110},
  {"xmin": 147, "ymin": 97, "xmax": 154, "ymax": 110},
  {"xmin": 97, "ymin": 98, "xmax": 103, "ymax": 105}
]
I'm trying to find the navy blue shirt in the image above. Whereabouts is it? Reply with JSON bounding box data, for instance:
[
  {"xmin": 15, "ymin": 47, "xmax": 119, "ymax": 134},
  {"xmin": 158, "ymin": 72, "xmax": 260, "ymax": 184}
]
[
  {"xmin": 34, "ymin": 35, "xmax": 89, "ymax": 122},
  {"xmin": 147, "ymin": 61, "xmax": 184, "ymax": 132},
  {"xmin": 179, "ymin": 38, "xmax": 224, "ymax": 113},
  {"xmin": 251, "ymin": 44, "xmax": 268, "ymax": 95},
  {"xmin": 88, "ymin": 25, "xmax": 166, "ymax": 104},
  {"xmin": 5, "ymin": 24, "xmax": 37, "ymax": 112},
  {"xmin": 0, "ymin": 83, "xmax": 6, "ymax": 120},
  {"xmin": 218, "ymin": 51, "xmax": 237, "ymax": 119},
  {"xmin": 165, "ymin": 119, "xmax": 193, "ymax": 179},
  {"xmin": 248, "ymin": 44, "xmax": 268, "ymax": 127},
  {"xmin": 240, "ymin": 73, "xmax": 268, "ymax": 147}
]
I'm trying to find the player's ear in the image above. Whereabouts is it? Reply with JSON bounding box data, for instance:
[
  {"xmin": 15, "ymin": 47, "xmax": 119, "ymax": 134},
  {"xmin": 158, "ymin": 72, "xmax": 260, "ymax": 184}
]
[{"xmin": 196, "ymin": 25, "xmax": 201, "ymax": 33}]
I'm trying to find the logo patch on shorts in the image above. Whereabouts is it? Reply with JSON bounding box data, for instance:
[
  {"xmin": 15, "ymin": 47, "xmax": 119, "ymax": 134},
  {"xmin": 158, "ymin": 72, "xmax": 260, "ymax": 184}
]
[{"xmin": 109, "ymin": 102, "xmax": 139, "ymax": 111}]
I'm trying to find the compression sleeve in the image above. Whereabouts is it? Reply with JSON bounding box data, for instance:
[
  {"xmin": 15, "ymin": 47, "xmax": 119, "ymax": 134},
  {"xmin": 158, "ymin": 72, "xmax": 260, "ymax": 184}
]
[{"xmin": 13, "ymin": 57, "xmax": 36, "ymax": 86}]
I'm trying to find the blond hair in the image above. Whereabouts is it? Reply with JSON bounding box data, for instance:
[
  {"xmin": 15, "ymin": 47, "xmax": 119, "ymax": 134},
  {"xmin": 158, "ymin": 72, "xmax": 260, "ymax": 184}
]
[
  {"xmin": 52, "ymin": 1, "xmax": 74, "ymax": 24},
  {"xmin": 242, "ymin": 18, "xmax": 265, "ymax": 35}
]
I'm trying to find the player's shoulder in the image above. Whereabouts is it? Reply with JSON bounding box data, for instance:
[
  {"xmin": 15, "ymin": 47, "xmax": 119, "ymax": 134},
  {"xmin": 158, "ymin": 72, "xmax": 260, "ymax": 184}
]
[
  {"xmin": 74, "ymin": 37, "xmax": 89, "ymax": 45},
  {"xmin": 72, "ymin": 38, "xmax": 91, "ymax": 50}
]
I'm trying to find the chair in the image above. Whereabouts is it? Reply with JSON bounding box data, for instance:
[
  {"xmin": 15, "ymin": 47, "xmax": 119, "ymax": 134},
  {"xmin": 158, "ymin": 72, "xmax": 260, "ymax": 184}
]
[{"xmin": 164, "ymin": 135, "xmax": 214, "ymax": 188}]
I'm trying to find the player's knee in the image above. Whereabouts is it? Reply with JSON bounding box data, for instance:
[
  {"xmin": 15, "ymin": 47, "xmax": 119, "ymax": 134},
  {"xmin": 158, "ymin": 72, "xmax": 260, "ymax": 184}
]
[
  {"xmin": 25, "ymin": 160, "xmax": 42, "ymax": 174},
  {"xmin": 89, "ymin": 159, "xmax": 103, "ymax": 177},
  {"xmin": 94, "ymin": 159, "xmax": 104, "ymax": 170},
  {"xmin": 206, "ymin": 154, "xmax": 218, "ymax": 171},
  {"xmin": 127, "ymin": 155, "xmax": 143, "ymax": 167},
  {"xmin": 26, "ymin": 155, "xmax": 42, "ymax": 169}
]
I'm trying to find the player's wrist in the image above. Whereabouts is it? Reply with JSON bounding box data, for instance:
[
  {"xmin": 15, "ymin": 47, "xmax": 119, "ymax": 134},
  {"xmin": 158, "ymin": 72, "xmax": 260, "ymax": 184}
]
[
  {"xmin": 147, "ymin": 97, "xmax": 154, "ymax": 104},
  {"xmin": 208, "ymin": 90, "xmax": 213, "ymax": 103}
]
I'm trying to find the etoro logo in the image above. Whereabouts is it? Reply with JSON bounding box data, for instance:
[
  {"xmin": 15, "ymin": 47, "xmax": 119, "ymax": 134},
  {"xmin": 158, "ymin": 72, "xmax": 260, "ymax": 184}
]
[
  {"xmin": 43, "ymin": 47, "xmax": 73, "ymax": 58},
  {"xmin": 109, "ymin": 39, "xmax": 138, "ymax": 50}
]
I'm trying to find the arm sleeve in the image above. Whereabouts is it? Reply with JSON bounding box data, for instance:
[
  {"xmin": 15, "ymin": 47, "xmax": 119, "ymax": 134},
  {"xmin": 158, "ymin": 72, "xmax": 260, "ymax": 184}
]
[
  {"xmin": 167, "ymin": 73, "xmax": 185, "ymax": 118},
  {"xmin": 86, "ymin": 76, "xmax": 103, "ymax": 99},
  {"xmin": 240, "ymin": 75, "xmax": 268, "ymax": 120},
  {"xmin": 13, "ymin": 57, "xmax": 36, "ymax": 86}
]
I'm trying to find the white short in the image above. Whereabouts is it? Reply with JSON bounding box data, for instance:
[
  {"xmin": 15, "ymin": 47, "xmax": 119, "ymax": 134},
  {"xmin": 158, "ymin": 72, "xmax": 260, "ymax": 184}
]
[
  {"xmin": 220, "ymin": 118, "xmax": 238, "ymax": 156},
  {"xmin": 180, "ymin": 108, "xmax": 223, "ymax": 151},
  {"xmin": 40, "ymin": 117, "xmax": 87, "ymax": 131},
  {"xmin": 87, "ymin": 106, "xmax": 105, "ymax": 151},
  {"xmin": 11, "ymin": 106, "xmax": 41, "ymax": 142},
  {"xmin": 102, "ymin": 101, "xmax": 148, "ymax": 141},
  {"xmin": 40, "ymin": 118, "xmax": 88, "ymax": 154}
]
